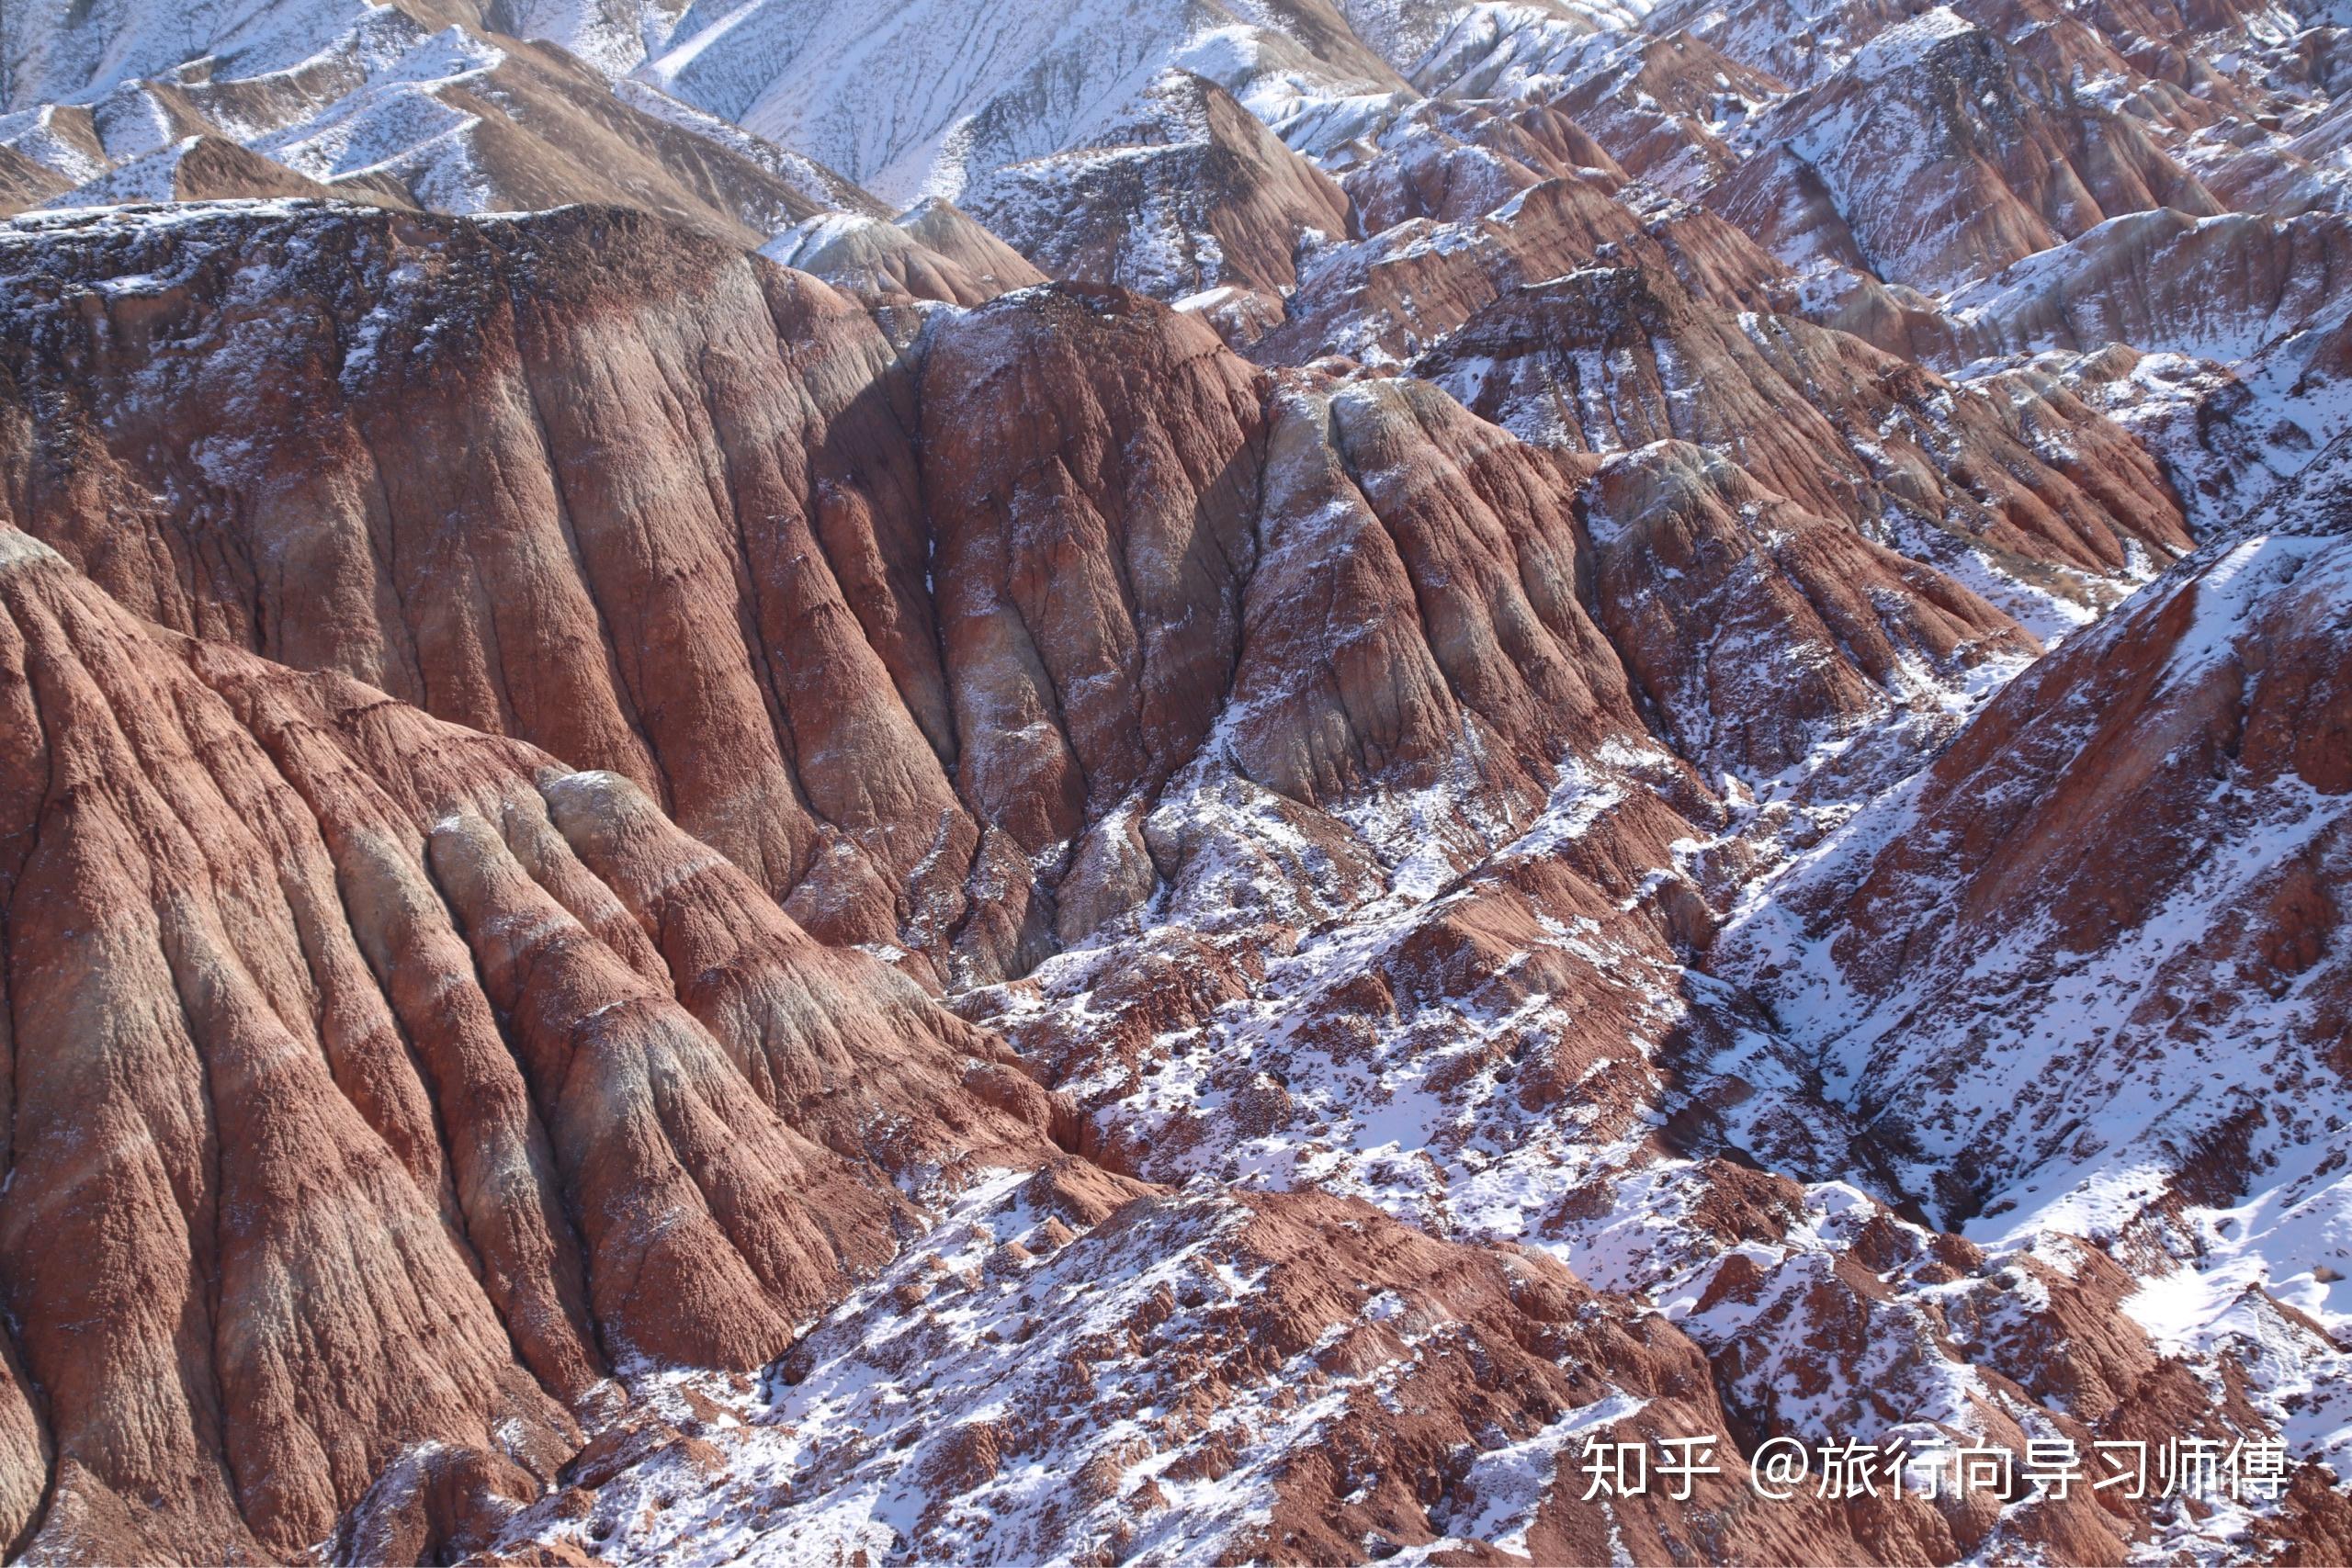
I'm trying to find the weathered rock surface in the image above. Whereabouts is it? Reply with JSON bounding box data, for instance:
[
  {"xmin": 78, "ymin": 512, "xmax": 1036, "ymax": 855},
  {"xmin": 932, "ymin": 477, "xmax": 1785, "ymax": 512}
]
[
  {"xmin": 763, "ymin": 200, "xmax": 1046, "ymax": 306},
  {"xmin": 1708, "ymin": 7, "xmax": 2222, "ymax": 292},
  {"xmin": 0, "ymin": 200, "xmax": 990, "ymax": 973},
  {"xmin": 42, "ymin": 132, "xmax": 357, "ymax": 209},
  {"xmin": 2, "ymin": 198, "xmax": 2143, "ymax": 995},
  {"xmin": 7, "ymin": 0, "xmax": 2352, "ymax": 1531},
  {"xmin": 1330, "ymin": 96, "xmax": 1628, "ymax": 232},
  {"xmin": 0, "ymin": 518, "xmax": 1069, "ymax": 1559},
  {"xmin": 1548, "ymin": 30, "xmax": 1789, "ymax": 195},
  {"xmin": 1946, "ymin": 206, "xmax": 2352, "ymax": 361},
  {"xmin": 1420, "ymin": 265, "xmax": 2193, "ymax": 626},
  {"xmin": 2, "ymin": 4, "xmax": 885, "ymax": 243},
  {"xmin": 1718, "ymin": 486, "xmax": 2352, "ymax": 1248},
  {"xmin": 963, "ymin": 71, "xmax": 1352, "ymax": 301},
  {"xmin": 1257, "ymin": 173, "xmax": 1781, "ymax": 366},
  {"xmin": 506, "ymin": 1178, "xmax": 2143, "ymax": 1567}
]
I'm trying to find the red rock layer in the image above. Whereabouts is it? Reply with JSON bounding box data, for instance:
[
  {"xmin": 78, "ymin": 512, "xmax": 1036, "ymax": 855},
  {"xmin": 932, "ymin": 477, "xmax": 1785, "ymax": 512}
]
[
  {"xmin": 68, "ymin": 14, "xmax": 884, "ymax": 245},
  {"xmin": 1257, "ymin": 173, "xmax": 1782, "ymax": 366},
  {"xmin": 764, "ymin": 201, "xmax": 1047, "ymax": 307},
  {"xmin": 1741, "ymin": 502, "xmax": 2352, "ymax": 1221},
  {"xmin": 0, "ymin": 202, "xmax": 978, "ymax": 974},
  {"xmin": 0, "ymin": 200, "xmax": 2190, "ymax": 995},
  {"xmin": 1717, "ymin": 17, "xmax": 2221, "ymax": 290},
  {"xmin": 1335, "ymin": 97, "xmax": 1631, "ymax": 231},
  {"xmin": 1550, "ymin": 31, "xmax": 1791, "ymax": 195},
  {"xmin": 0, "ymin": 519, "xmax": 1066, "ymax": 1559},
  {"xmin": 1948, "ymin": 207, "xmax": 2352, "ymax": 359},
  {"xmin": 1238, "ymin": 370, "xmax": 1664, "ymax": 811},
  {"xmin": 1587, "ymin": 441, "xmax": 2036, "ymax": 778},
  {"xmin": 538, "ymin": 1177, "xmax": 2013, "ymax": 1565},
  {"xmin": 1419, "ymin": 265, "xmax": 2192, "ymax": 584}
]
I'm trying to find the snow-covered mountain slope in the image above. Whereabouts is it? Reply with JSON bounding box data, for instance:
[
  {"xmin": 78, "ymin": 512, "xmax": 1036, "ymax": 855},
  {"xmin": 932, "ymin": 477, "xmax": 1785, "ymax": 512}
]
[
  {"xmin": 1705, "ymin": 7, "xmax": 2219, "ymax": 294},
  {"xmin": 0, "ymin": 0, "xmax": 883, "ymax": 239},
  {"xmin": 1712, "ymin": 488, "xmax": 2352, "ymax": 1485},
  {"xmin": 761, "ymin": 197, "xmax": 1047, "ymax": 305},
  {"xmin": 960, "ymin": 70, "xmax": 1351, "ymax": 300},
  {"xmin": 2, "ymin": 0, "xmax": 390, "ymax": 107},
  {"xmin": 10, "ymin": 189, "xmax": 2346, "ymax": 1562},
  {"xmin": 628, "ymin": 0, "xmax": 1406, "ymax": 206}
]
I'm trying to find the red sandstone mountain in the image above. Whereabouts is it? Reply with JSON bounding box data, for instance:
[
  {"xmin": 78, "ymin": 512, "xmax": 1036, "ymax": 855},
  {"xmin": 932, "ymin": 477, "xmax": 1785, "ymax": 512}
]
[
  {"xmin": 1705, "ymin": 8, "xmax": 2222, "ymax": 291},
  {"xmin": 0, "ymin": 516, "xmax": 1074, "ymax": 1560},
  {"xmin": 0, "ymin": 184, "xmax": 2333, "ymax": 1561},
  {"xmin": 763, "ymin": 199, "xmax": 1048, "ymax": 306},
  {"xmin": 1, "ymin": 0, "xmax": 2351, "ymax": 1556},
  {"xmin": 2, "ymin": 197, "xmax": 2179, "ymax": 968},
  {"xmin": 0, "ymin": 173, "xmax": 2346, "ymax": 1561},
  {"xmin": 1716, "ymin": 470, "xmax": 2352, "ymax": 1237}
]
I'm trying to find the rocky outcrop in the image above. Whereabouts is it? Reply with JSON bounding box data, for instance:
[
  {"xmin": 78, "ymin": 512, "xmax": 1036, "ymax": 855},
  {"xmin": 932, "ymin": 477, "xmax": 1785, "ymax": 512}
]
[
  {"xmin": 0, "ymin": 197, "xmax": 2193, "ymax": 973},
  {"xmin": 1946, "ymin": 207, "xmax": 2352, "ymax": 360},
  {"xmin": 1718, "ymin": 497, "xmax": 2352, "ymax": 1235},
  {"xmin": 0, "ymin": 201, "xmax": 986, "ymax": 972},
  {"xmin": 41, "ymin": 133, "xmax": 360, "ymax": 209},
  {"xmin": 1585, "ymin": 441, "xmax": 2036, "ymax": 780},
  {"xmin": 1548, "ymin": 31, "xmax": 1789, "ymax": 195},
  {"xmin": 2, "ymin": 151, "xmax": 2346, "ymax": 1564},
  {"xmin": 1258, "ymin": 173, "xmax": 1782, "ymax": 366},
  {"xmin": 1331, "ymin": 96, "xmax": 1629, "ymax": 231},
  {"xmin": 0, "ymin": 528, "xmax": 564, "ymax": 1562},
  {"xmin": 895, "ymin": 197, "xmax": 1051, "ymax": 289},
  {"xmin": 913, "ymin": 281, "xmax": 1270, "ymax": 967},
  {"xmin": 498, "ymin": 1178, "xmax": 2052, "ymax": 1567}
]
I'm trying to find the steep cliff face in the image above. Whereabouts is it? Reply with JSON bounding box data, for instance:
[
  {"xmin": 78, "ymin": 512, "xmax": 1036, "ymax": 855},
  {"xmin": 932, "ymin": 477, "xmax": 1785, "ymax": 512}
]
[
  {"xmin": 0, "ymin": 0, "xmax": 2348, "ymax": 1554},
  {"xmin": 0, "ymin": 518, "xmax": 1075, "ymax": 1560},
  {"xmin": 763, "ymin": 201, "xmax": 1047, "ymax": 306},
  {"xmin": 1419, "ymin": 267, "xmax": 2192, "ymax": 627},
  {"xmin": 0, "ymin": 201, "xmax": 981, "ymax": 974},
  {"xmin": 11, "ymin": 412, "xmax": 2267, "ymax": 1564},
  {"xmin": 1706, "ymin": 7, "xmax": 2222, "ymax": 293},
  {"xmin": 1704, "ymin": 490, "xmax": 2352, "ymax": 1516},
  {"xmin": 2, "ymin": 199, "xmax": 2144, "ymax": 993},
  {"xmin": 1944, "ymin": 207, "xmax": 2352, "ymax": 361}
]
